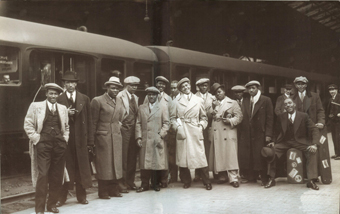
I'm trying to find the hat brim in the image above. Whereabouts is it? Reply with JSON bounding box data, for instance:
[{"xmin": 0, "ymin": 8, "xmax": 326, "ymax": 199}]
[
  {"xmin": 261, "ymin": 147, "xmax": 275, "ymax": 164},
  {"xmin": 44, "ymin": 86, "xmax": 63, "ymax": 93},
  {"xmin": 105, "ymin": 81, "xmax": 123, "ymax": 87},
  {"xmin": 212, "ymin": 85, "xmax": 225, "ymax": 95}
]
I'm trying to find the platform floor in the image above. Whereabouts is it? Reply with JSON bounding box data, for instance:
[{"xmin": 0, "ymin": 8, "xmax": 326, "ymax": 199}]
[{"xmin": 12, "ymin": 133, "xmax": 340, "ymax": 214}]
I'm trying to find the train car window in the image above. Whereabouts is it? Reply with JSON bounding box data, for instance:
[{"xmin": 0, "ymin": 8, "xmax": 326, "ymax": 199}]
[
  {"xmin": 211, "ymin": 70, "xmax": 224, "ymax": 84},
  {"xmin": 133, "ymin": 62, "xmax": 153, "ymax": 90},
  {"xmin": 101, "ymin": 58, "xmax": 125, "ymax": 85},
  {"xmin": 174, "ymin": 66, "xmax": 190, "ymax": 81},
  {"xmin": 235, "ymin": 72, "xmax": 249, "ymax": 85},
  {"xmin": 0, "ymin": 46, "xmax": 19, "ymax": 85}
]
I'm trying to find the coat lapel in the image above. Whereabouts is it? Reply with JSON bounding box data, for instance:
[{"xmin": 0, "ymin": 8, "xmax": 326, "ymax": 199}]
[
  {"xmin": 293, "ymin": 112, "xmax": 302, "ymax": 134},
  {"xmin": 281, "ymin": 113, "xmax": 288, "ymax": 134},
  {"xmin": 104, "ymin": 93, "xmax": 116, "ymax": 108},
  {"xmin": 304, "ymin": 95, "xmax": 311, "ymax": 112},
  {"xmin": 243, "ymin": 97, "xmax": 251, "ymax": 118},
  {"xmin": 38, "ymin": 101, "xmax": 46, "ymax": 130},
  {"xmin": 252, "ymin": 96, "xmax": 265, "ymax": 119},
  {"xmin": 58, "ymin": 93, "xmax": 70, "ymax": 108},
  {"xmin": 75, "ymin": 91, "xmax": 85, "ymax": 116},
  {"xmin": 185, "ymin": 94, "xmax": 198, "ymax": 114},
  {"xmin": 149, "ymin": 103, "xmax": 160, "ymax": 119},
  {"xmin": 178, "ymin": 95, "xmax": 188, "ymax": 107}
]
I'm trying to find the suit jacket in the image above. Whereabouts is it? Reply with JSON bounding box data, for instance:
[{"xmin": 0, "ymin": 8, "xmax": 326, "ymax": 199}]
[
  {"xmin": 135, "ymin": 101, "xmax": 170, "ymax": 170},
  {"xmin": 238, "ymin": 94, "xmax": 273, "ymax": 171},
  {"xmin": 326, "ymin": 93, "xmax": 340, "ymax": 124},
  {"xmin": 117, "ymin": 89, "xmax": 139, "ymax": 121},
  {"xmin": 57, "ymin": 91, "xmax": 94, "ymax": 188},
  {"xmin": 292, "ymin": 91, "xmax": 325, "ymax": 125},
  {"xmin": 91, "ymin": 93, "xmax": 125, "ymax": 180},
  {"xmin": 143, "ymin": 92, "xmax": 172, "ymax": 112},
  {"xmin": 24, "ymin": 100, "xmax": 69, "ymax": 187},
  {"xmin": 275, "ymin": 111, "xmax": 319, "ymax": 146}
]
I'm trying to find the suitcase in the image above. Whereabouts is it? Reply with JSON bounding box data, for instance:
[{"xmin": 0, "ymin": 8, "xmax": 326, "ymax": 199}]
[
  {"xmin": 318, "ymin": 129, "xmax": 332, "ymax": 184},
  {"xmin": 287, "ymin": 148, "xmax": 304, "ymax": 184}
]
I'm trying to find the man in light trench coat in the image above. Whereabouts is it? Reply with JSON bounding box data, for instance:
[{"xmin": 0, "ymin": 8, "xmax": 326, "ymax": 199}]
[{"xmin": 170, "ymin": 77, "xmax": 212, "ymax": 190}]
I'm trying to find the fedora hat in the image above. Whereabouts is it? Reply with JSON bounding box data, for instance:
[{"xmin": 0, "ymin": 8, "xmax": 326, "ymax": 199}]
[
  {"xmin": 105, "ymin": 76, "xmax": 123, "ymax": 87},
  {"xmin": 62, "ymin": 71, "xmax": 79, "ymax": 82},
  {"xmin": 261, "ymin": 146, "xmax": 276, "ymax": 164},
  {"xmin": 210, "ymin": 83, "xmax": 225, "ymax": 95}
]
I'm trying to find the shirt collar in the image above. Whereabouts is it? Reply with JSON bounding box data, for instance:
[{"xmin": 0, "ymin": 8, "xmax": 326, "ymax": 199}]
[
  {"xmin": 149, "ymin": 102, "xmax": 156, "ymax": 109},
  {"xmin": 288, "ymin": 111, "xmax": 296, "ymax": 122},
  {"xmin": 46, "ymin": 100, "xmax": 55, "ymax": 111},
  {"xmin": 126, "ymin": 90, "xmax": 132, "ymax": 99},
  {"xmin": 66, "ymin": 91, "xmax": 76, "ymax": 100},
  {"xmin": 299, "ymin": 91, "xmax": 306, "ymax": 96}
]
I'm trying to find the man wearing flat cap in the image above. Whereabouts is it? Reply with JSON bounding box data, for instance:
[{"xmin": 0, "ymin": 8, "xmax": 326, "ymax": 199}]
[
  {"xmin": 326, "ymin": 84, "xmax": 340, "ymax": 160},
  {"xmin": 144, "ymin": 76, "xmax": 172, "ymax": 111},
  {"xmin": 231, "ymin": 85, "xmax": 247, "ymax": 108},
  {"xmin": 170, "ymin": 77, "xmax": 212, "ymax": 190},
  {"xmin": 193, "ymin": 78, "xmax": 215, "ymax": 182},
  {"xmin": 24, "ymin": 83, "xmax": 69, "ymax": 214},
  {"xmin": 117, "ymin": 76, "xmax": 140, "ymax": 191},
  {"xmin": 275, "ymin": 84, "xmax": 293, "ymax": 116},
  {"xmin": 90, "ymin": 76, "xmax": 125, "ymax": 199},
  {"xmin": 136, "ymin": 87, "xmax": 170, "ymax": 192},
  {"xmin": 56, "ymin": 71, "xmax": 93, "ymax": 206},
  {"xmin": 238, "ymin": 80, "xmax": 273, "ymax": 186}
]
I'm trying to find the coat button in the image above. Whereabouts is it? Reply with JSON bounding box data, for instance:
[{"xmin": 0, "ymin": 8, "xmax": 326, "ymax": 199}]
[
  {"xmin": 224, "ymin": 128, "xmax": 226, "ymax": 130},
  {"xmin": 224, "ymin": 138, "xmax": 227, "ymax": 140},
  {"xmin": 214, "ymin": 129, "xmax": 216, "ymax": 131}
]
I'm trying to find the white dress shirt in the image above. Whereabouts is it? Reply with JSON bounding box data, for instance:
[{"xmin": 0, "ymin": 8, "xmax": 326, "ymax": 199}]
[
  {"xmin": 66, "ymin": 91, "xmax": 76, "ymax": 103},
  {"xmin": 46, "ymin": 100, "xmax": 56, "ymax": 112}
]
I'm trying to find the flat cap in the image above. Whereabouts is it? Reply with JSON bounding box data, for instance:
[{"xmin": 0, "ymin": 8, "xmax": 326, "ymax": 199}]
[
  {"xmin": 245, "ymin": 80, "xmax": 261, "ymax": 88},
  {"xmin": 105, "ymin": 76, "xmax": 123, "ymax": 87},
  {"xmin": 293, "ymin": 76, "xmax": 308, "ymax": 83},
  {"xmin": 284, "ymin": 84, "xmax": 293, "ymax": 90},
  {"xmin": 124, "ymin": 76, "xmax": 140, "ymax": 84},
  {"xmin": 145, "ymin": 86, "xmax": 160, "ymax": 94},
  {"xmin": 328, "ymin": 84, "xmax": 338, "ymax": 90},
  {"xmin": 231, "ymin": 85, "xmax": 246, "ymax": 91},
  {"xmin": 44, "ymin": 83, "xmax": 63, "ymax": 93},
  {"xmin": 155, "ymin": 76, "xmax": 169, "ymax": 84},
  {"xmin": 177, "ymin": 77, "xmax": 190, "ymax": 89},
  {"xmin": 196, "ymin": 78, "xmax": 210, "ymax": 85}
]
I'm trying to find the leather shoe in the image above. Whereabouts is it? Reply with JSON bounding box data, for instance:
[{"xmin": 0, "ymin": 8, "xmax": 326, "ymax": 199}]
[
  {"xmin": 46, "ymin": 207, "xmax": 59, "ymax": 213},
  {"xmin": 127, "ymin": 184, "xmax": 137, "ymax": 190},
  {"xmin": 331, "ymin": 155, "xmax": 338, "ymax": 159},
  {"xmin": 136, "ymin": 187, "xmax": 149, "ymax": 193},
  {"xmin": 307, "ymin": 180, "xmax": 319, "ymax": 190},
  {"xmin": 109, "ymin": 191, "xmax": 123, "ymax": 197},
  {"xmin": 335, "ymin": 156, "xmax": 340, "ymax": 160},
  {"xmin": 56, "ymin": 201, "xmax": 64, "ymax": 207},
  {"xmin": 154, "ymin": 186, "xmax": 161, "ymax": 191},
  {"xmin": 231, "ymin": 182, "xmax": 239, "ymax": 188},
  {"xmin": 183, "ymin": 183, "xmax": 191, "ymax": 189},
  {"xmin": 118, "ymin": 182, "xmax": 129, "ymax": 193},
  {"xmin": 160, "ymin": 183, "xmax": 168, "ymax": 188},
  {"xmin": 79, "ymin": 199, "xmax": 89, "ymax": 204},
  {"xmin": 205, "ymin": 183, "xmax": 212, "ymax": 190},
  {"xmin": 36, "ymin": 212, "xmax": 44, "ymax": 214},
  {"xmin": 99, "ymin": 195, "xmax": 111, "ymax": 199},
  {"xmin": 264, "ymin": 178, "xmax": 276, "ymax": 188}
]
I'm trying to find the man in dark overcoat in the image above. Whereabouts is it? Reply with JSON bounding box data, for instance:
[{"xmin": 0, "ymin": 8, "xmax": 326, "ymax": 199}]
[
  {"xmin": 325, "ymin": 84, "xmax": 340, "ymax": 160},
  {"xmin": 91, "ymin": 76, "xmax": 125, "ymax": 199},
  {"xmin": 238, "ymin": 80, "xmax": 273, "ymax": 185},
  {"xmin": 56, "ymin": 71, "xmax": 93, "ymax": 206}
]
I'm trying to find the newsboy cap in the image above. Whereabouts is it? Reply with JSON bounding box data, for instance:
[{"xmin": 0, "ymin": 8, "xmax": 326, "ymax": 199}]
[
  {"xmin": 105, "ymin": 76, "xmax": 123, "ymax": 87},
  {"xmin": 155, "ymin": 76, "xmax": 169, "ymax": 84},
  {"xmin": 177, "ymin": 77, "xmax": 190, "ymax": 89},
  {"xmin": 44, "ymin": 83, "xmax": 63, "ymax": 93},
  {"xmin": 124, "ymin": 76, "xmax": 140, "ymax": 84},
  {"xmin": 145, "ymin": 86, "xmax": 160, "ymax": 94},
  {"xmin": 245, "ymin": 80, "xmax": 261, "ymax": 88},
  {"xmin": 293, "ymin": 76, "xmax": 308, "ymax": 84},
  {"xmin": 62, "ymin": 71, "xmax": 79, "ymax": 82},
  {"xmin": 328, "ymin": 84, "xmax": 338, "ymax": 90},
  {"xmin": 196, "ymin": 78, "xmax": 210, "ymax": 86},
  {"xmin": 231, "ymin": 85, "xmax": 246, "ymax": 92}
]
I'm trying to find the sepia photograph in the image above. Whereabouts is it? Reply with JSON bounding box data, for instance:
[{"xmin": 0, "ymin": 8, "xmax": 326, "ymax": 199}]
[{"xmin": 0, "ymin": 1, "xmax": 339, "ymax": 213}]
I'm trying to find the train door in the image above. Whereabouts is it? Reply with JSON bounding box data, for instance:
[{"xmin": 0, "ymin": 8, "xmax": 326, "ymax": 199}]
[
  {"xmin": 132, "ymin": 62, "xmax": 153, "ymax": 104},
  {"xmin": 29, "ymin": 50, "xmax": 94, "ymax": 100},
  {"xmin": 99, "ymin": 58, "xmax": 125, "ymax": 96}
]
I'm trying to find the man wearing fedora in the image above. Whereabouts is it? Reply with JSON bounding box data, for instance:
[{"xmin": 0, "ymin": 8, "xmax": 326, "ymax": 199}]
[
  {"xmin": 193, "ymin": 78, "xmax": 215, "ymax": 182},
  {"xmin": 170, "ymin": 77, "xmax": 212, "ymax": 190},
  {"xmin": 265, "ymin": 97, "xmax": 320, "ymax": 190},
  {"xmin": 238, "ymin": 80, "xmax": 273, "ymax": 185},
  {"xmin": 90, "ymin": 76, "xmax": 125, "ymax": 198},
  {"xmin": 275, "ymin": 84, "xmax": 293, "ymax": 116},
  {"xmin": 117, "ymin": 76, "xmax": 140, "ymax": 191},
  {"xmin": 24, "ymin": 83, "xmax": 69, "ymax": 214},
  {"xmin": 56, "ymin": 71, "xmax": 93, "ymax": 206},
  {"xmin": 136, "ymin": 87, "xmax": 170, "ymax": 192},
  {"xmin": 326, "ymin": 84, "xmax": 340, "ymax": 160}
]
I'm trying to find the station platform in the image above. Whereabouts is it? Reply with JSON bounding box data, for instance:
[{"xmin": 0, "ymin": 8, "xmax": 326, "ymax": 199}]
[{"xmin": 10, "ymin": 134, "xmax": 340, "ymax": 214}]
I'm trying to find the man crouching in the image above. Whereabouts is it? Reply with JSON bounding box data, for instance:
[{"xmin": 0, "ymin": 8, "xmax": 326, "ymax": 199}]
[
  {"xmin": 264, "ymin": 97, "xmax": 320, "ymax": 190},
  {"xmin": 136, "ymin": 87, "xmax": 170, "ymax": 192}
]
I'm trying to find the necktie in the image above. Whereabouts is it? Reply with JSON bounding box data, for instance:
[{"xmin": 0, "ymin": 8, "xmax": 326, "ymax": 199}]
[
  {"xmin": 131, "ymin": 95, "xmax": 137, "ymax": 113},
  {"xmin": 51, "ymin": 104, "xmax": 55, "ymax": 115},
  {"xmin": 289, "ymin": 114, "xmax": 293, "ymax": 124},
  {"xmin": 250, "ymin": 96, "xmax": 254, "ymax": 116},
  {"xmin": 300, "ymin": 93, "xmax": 304, "ymax": 102},
  {"xmin": 158, "ymin": 94, "xmax": 162, "ymax": 102}
]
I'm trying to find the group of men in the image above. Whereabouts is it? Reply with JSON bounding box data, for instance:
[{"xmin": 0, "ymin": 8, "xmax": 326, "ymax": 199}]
[{"xmin": 24, "ymin": 70, "xmax": 338, "ymax": 214}]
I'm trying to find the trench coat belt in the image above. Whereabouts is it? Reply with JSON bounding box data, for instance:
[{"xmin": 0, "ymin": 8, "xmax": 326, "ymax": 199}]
[{"xmin": 180, "ymin": 117, "xmax": 198, "ymax": 125}]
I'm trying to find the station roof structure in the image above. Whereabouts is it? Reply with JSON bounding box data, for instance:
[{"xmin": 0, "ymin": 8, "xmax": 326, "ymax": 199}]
[{"xmin": 0, "ymin": 1, "xmax": 339, "ymax": 76}]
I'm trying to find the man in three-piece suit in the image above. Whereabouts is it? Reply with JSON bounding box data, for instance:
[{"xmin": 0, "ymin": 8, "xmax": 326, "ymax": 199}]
[
  {"xmin": 265, "ymin": 97, "xmax": 319, "ymax": 190},
  {"xmin": 56, "ymin": 72, "xmax": 93, "ymax": 206},
  {"xmin": 238, "ymin": 80, "xmax": 274, "ymax": 185},
  {"xmin": 24, "ymin": 83, "xmax": 69, "ymax": 214},
  {"xmin": 136, "ymin": 87, "xmax": 170, "ymax": 192},
  {"xmin": 91, "ymin": 76, "xmax": 125, "ymax": 199},
  {"xmin": 117, "ymin": 76, "xmax": 140, "ymax": 191},
  {"xmin": 326, "ymin": 84, "xmax": 340, "ymax": 160}
]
